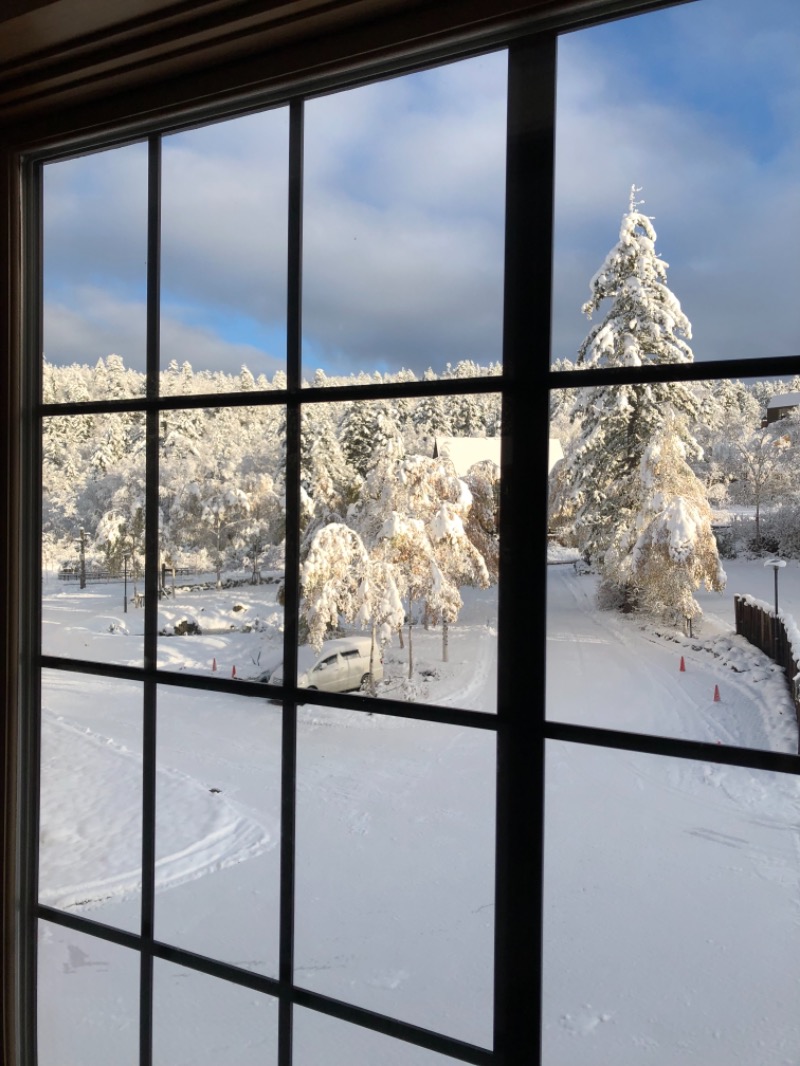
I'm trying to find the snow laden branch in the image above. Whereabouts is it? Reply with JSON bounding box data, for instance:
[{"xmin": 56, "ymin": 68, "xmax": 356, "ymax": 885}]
[
  {"xmin": 365, "ymin": 450, "xmax": 491, "ymax": 668},
  {"xmin": 300, "ymin": 524, "xmax": 371, "ymax": 650},
  {"xmin": 300, "ymin": 523, "xmax": 405, "ymax": 693},
  {"xmin": 614, "ymin": 421, "xmax": 726, "ymax": 624}
]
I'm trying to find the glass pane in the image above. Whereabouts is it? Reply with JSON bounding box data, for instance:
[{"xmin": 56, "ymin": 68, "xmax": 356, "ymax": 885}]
[
  {"xmin": 303, "ymin": 51, "xmax": 506, "ymax": 381},
  {"xmin": 153, "ymin": 960, "xmax": 278, "ymax": 1065},
  {"xmin": 294, "ymin": 1006, "xmax": 467, "ymax": 1066},
  {"xmin": 543, "ymin": 740, "xmax": 800, "ymax": 1064},
  {"xmin": 157, "ymin": 404, "xmax": 285, "ymax": 680},
  {"xmin": 295, "ymin": 709, "xmax": 496, "ymax": 1047},
  {"xmin": 154, "ymin": 686, "xmax": 281, "ymax": 974},
  {"xmin": 552, "ymin": 0, "xmax": 800, "ymax": 366},
  {"xmin": 40, "ymin": 671, "xmax": 143, "ymax": 934},
  {"xmin": 43, "ymin": 412, "xmax": 146, "ymax": 667},
  {"xmin": 38, "ymin": 921, "xmax": 140, "ymax": 1066},
  {"xmin": 43, "ymin": 143, "xmax": 148, "ymax": 397},
  {"xmin": 548, "ymin": 376, "xmax": 800, "ymax": 752},
  {"xmin": 298, "ymin": 397, "xmax": 499, "ymax": 711},
  {"xmin": 160, "ymin": 109, "xmax": 289, "ymax": 388}
]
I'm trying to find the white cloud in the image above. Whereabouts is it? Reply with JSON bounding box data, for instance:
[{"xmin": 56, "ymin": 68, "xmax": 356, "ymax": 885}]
[
  {"xmin": 552, "ymin": 4, "xmax": 800, "ymax": 364},
  {"xmin": 41, "ymin": 4, "xmax": 800, "ymax": 377},
  {"xmin": 44, "ymin": 286, "xmax": 283, "ymax": 378}
]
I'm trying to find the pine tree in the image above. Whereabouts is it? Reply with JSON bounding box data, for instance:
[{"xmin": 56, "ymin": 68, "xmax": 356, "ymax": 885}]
[
  {"xmin": 560, "ymin": 187, "xmax": 704, "ymax": 604},
  {"xmin": 340, "ymin": 402, "xmax": 399, "ymax": 478}
]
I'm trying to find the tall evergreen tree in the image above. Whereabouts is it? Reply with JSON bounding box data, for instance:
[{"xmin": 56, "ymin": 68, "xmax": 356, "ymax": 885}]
[{"xmin": 560, "ymin": 188, "xmax": 707, "ymax": 606}]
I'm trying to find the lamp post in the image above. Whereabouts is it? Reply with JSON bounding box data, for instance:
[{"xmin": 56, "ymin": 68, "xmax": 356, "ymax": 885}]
[
  {"xmin": 764, "ymin": 558, "xmax": 786, "ymax": 661},
  {"xmin": 123, "ymin": 552, "xmax": 130, "ymax": 614}
]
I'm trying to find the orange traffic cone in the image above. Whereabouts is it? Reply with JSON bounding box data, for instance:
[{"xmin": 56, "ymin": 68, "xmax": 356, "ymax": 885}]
[
  {"xmin": 680, "ymin": 656, "xmax": 686, "ymax": 672},
  {"xmin": 713, "ymin": 684, "xmax": 720, "ymax": 702},
  {"xmin": 231, "ymin": 665, "xmax": 237, "ymax": 678},
  {"xmin": 212, "ymin": 657, "xmax": 217, "ymax": 672}
]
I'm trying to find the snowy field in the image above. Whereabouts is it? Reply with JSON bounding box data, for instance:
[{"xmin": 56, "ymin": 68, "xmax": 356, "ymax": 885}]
[{"xmin": 38, "ymin": 561, "xmax": 800, "ymax": 1064}]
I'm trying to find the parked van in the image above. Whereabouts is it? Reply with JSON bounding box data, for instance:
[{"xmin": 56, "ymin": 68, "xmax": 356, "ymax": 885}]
[{"xmin": 257, "ymin": 636, "xmax": 383, "ymax": 694}]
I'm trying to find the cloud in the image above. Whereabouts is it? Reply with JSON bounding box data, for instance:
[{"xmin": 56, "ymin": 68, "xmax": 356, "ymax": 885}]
[
  {"xmin": 44, "ymin": 286, "xmax": 283, "ymax": 378},
  {"xmin": 552, "ymin": 0, "xmax": 800, "ymax": 365},
  {"xmin": 41, "ymin": 3, "xmax": 800, "ymax": 378},
  {"xmin": 300, "ymin": 51, "xmax": 508, "ymax": 373}
]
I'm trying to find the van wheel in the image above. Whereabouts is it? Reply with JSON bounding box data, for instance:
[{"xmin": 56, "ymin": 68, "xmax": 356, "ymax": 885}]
[
  {"xmin": 360, "ymin": 673, "xmax": 371, "ymax": 689},
  {"xmin": 307, "ymin": 685, "xmax": 318, "ymax": 690}
]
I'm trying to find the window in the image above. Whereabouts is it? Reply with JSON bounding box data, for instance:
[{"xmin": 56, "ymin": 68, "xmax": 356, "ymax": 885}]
[{"xmin": 4, "ymin": 1, "xmax": 800, "ymax": 1065}]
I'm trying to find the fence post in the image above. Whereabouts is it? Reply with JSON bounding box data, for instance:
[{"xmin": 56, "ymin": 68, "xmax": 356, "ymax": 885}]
[{"xmin": 79, "ymin": 528, "xmax": 87, "ymax": 590}]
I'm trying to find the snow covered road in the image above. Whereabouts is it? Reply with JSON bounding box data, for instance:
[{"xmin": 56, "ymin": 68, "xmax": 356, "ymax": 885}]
[
  {"xmin": 547, "ymin": 565, "xmax": 798, "ymax": 752},
  {"xmin": 544, "ymin": 566, "xmax": 800, "ymax": 1066}
]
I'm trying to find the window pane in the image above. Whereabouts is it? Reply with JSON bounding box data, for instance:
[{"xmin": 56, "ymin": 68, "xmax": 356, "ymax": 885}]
[
  {"xmin": 303, "ymin": 52, "xmax": 507, "ymax": 381},
  {"xmin": 160, "ymin": 109, "xmax": 289, "ymax": 388},
  {"xmin": 543, "ymin": 740, "xmax": 800, "ymax": 1064},
  {"xmin": 43, "ymin": 144, "xmax": 148, "ymax": 397},
  {"xmin": 298, "ymin": 397, "xmax": 499, "ymax": 711},
  {"xmin": 43, "ymin": 412, "xmax": 146, "ymax": 667},
  {"xmin": 294, "ymin": 709, "xmax": 496, "ymax": 1047},
  {"xmin": 153, "ymin": 960, "xmax": 278, "ymax": 1065},
  {"xmin": 157, "ymin": 404, "xmax": 285, "ymax": 680},
  {"xmin": 38, "ymin": 921, "xmax": 140, "ymax": 1066},
  {"xmin": 40, "ymin": 671, "xmax": 143, "ymax": 934},
  {"xmin": 552, "ymin": 0, "xmax": 800, "ymax": 366},
  {"xmin": 154, "ymin": 686, "xmax": 281, "ymax": 974},
  {"xmin": 294, "ymin": 1006, "xmax": 468, "ymax": 1065},
  {"xmin": 548, "ymin": 376, "xmax": 800, "ymax": 752}
]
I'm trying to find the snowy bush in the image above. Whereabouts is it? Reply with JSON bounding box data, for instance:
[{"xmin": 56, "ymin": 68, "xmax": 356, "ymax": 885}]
[
  {"xmin": 712, "ymin": 526, "xmax": 737, "ymax": 559},
  {"xmin": 760, "ymin": 502, "xmax": 800, "ymax": 560}
]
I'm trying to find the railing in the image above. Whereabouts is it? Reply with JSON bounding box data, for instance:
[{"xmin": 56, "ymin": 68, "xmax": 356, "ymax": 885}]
[
  {"xmin": 57, "ymin": 565, "xmax": 197, "ymax": 582},
  {"xmin": 734, "ymin": 594, "xmax": 800, "ymax": 750}
]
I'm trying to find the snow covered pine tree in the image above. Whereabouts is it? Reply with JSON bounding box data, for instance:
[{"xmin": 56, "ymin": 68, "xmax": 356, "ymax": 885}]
[{"xmin": 559, "ymin": 186, "xmax": 725, "ymax": 620}]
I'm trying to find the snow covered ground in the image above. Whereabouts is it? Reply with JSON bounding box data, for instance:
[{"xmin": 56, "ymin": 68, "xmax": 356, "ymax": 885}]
[{"xmin": 37, "ymin": 561, "xmax": 800, "ymax": 1064}]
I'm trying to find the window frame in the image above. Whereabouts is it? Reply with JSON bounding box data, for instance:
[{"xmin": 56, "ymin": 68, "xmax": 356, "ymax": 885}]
[{"xmin": 4, "ymin": 2, "xmax": 800, "ymax": 1065}]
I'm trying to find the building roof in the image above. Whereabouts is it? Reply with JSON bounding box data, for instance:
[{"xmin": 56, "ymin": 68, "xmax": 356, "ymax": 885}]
[
  {"xmin": 767, "ymin": 392, "xmax": 800, "ymax": 409},
  {"xmin": 435, "ymin": 436, "xmax": 564, "ymax": 475}
]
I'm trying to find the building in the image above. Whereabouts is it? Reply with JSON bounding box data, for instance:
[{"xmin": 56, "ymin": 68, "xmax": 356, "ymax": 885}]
[
  {"xmin": 434, "ymin": 436, "xmax": 564, "ymax": 476},
  {"xmin": 766, "ymin": 392, "xmax": 800, "ymax": 424}
]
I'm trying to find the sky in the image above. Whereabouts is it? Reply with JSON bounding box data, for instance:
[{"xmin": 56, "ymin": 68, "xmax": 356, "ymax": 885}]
[{"xmin": 42, "ymin": 0, "xmax": 800, "ymax": 381}]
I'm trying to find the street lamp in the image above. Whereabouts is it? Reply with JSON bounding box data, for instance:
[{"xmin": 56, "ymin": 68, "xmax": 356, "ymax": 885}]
[
  {"xmin": 764, "ymin": 557, "xmax": 786, "ymax": 662},
  {"xmin": 764, "ymin": 557, "xmax": 786, "ymax": 615},
  {"xmin": 123, "ymin": 552, "xmax": 130, "ymax": 614}
]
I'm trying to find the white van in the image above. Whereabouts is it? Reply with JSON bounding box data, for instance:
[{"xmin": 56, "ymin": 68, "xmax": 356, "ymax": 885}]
[{"xmin": 257, "ymin": 636, "xmax": 383, "ymax": 694}]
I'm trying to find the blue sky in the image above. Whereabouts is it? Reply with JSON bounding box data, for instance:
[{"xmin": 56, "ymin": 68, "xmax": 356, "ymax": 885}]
[{"xmin": 43, "ymin": 0, "xmax": 800, "ymax": 379}]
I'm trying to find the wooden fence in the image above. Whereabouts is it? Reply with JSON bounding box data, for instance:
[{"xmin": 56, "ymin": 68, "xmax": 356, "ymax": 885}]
[{"xmin": 734, "ymin": 595, "xmax": 800, "ymax": 749}]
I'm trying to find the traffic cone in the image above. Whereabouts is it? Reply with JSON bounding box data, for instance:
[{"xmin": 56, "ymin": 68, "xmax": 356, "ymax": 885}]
[
  {"xmin": 713, "ymin": 684, "xmax": 720, "ymax": 702},
  {"xmin": 231, "ymin": 665, "xmax": 237, "ymax": 678},
  {"xmin": 212, "ymin": 657, "xmax": 217, "ymax": 672},
  {"xmin": 680, "ymin": 656, "xmax": 686, "ymax": 672}
]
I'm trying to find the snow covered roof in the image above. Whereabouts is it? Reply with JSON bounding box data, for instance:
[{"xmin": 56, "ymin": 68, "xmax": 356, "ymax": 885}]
[
  {"xmin": 434, "ymin": 436, "xmax": 565, "ymax": 475},
  {"xmin": 548, "ymin": 438, "xmax": 564, "ymax": 471},
  {"xmin": 434, "ymin": 437, "xmax": 501, "ymax": 475},
  {"xmin": 767, "ymin": 392, "xmax": 800, "ymax": 409}
]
